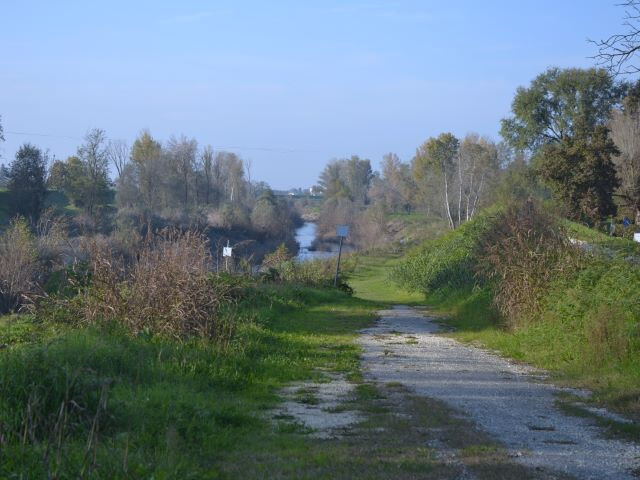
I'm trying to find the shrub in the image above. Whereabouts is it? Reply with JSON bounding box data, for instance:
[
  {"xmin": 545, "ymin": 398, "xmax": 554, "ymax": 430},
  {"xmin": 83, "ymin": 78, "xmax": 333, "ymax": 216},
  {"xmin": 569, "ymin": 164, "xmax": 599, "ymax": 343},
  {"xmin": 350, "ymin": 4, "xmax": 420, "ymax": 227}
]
[
  {"xmin": 0, "ymin": 217, "xmax": 38, "ymax": 312},
  {"xmin": 46, "ymin": 229, "xmax": 235, "ymax": 340},
  {"xmin": 475, "ymin": 200, "xmax": 581, "ymax": 328}
]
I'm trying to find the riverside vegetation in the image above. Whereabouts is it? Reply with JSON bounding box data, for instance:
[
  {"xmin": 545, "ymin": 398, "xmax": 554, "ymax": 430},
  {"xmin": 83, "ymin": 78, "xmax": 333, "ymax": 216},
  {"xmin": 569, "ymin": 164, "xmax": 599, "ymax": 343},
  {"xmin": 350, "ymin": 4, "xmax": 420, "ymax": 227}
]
[{"xmin": 391, "ymin": 200, "xmax": 640, "ymax": 421}]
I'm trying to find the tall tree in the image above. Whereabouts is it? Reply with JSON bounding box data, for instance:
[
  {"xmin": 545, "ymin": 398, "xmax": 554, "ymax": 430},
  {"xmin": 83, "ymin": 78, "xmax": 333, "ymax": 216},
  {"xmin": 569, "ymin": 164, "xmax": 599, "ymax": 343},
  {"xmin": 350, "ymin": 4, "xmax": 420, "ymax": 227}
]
[
  {"xmin": 200, "ymin": 145, "xmax": 214, "ymax": 205},
  {"xmin": 7, "ymin": 143, "xmax": 47, "ymax": 219},
  {"xmin": 538, "ymin": 126, "xmax": 619, "ymax": 225},
  {"xmin": 500, "ymin": 67, "xmax": 621, "ymax": 151},
  {"xmin": 107, "ymin": 139, "xmax": 130, "ymax": 178},
  {"xmin": 131, "ymin": 130, "xmax": 163, "ymax": 211},
  {"xmin": 610, "ymin": 84, "xmax": 640, "ymax": 223},
  {"xmin": 167, "ymin": 135, "xmax": 197, "ymax": 206},
  {"xmin": 413, "ymin": 133, "xmax": 459, "ymax": 229},
  {"xmin": 77, "ymin": 128, "xmax": 111, "ymax": 214}
]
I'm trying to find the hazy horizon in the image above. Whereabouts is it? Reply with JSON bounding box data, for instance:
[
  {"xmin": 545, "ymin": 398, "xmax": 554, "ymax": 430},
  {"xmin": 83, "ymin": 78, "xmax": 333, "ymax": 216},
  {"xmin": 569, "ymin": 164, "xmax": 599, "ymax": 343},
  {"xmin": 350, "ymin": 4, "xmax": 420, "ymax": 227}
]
[{"xmin": 0, "ymin": 1, "xmax": 626, "ymax": 189}]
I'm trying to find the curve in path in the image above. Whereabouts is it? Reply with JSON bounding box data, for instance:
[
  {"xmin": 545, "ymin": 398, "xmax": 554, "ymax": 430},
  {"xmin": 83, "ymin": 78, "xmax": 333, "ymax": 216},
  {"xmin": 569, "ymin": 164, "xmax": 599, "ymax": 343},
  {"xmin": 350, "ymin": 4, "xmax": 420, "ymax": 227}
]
[{"xmin": 359, "ymin": 305, "xmax": 640, "ymax": 479}]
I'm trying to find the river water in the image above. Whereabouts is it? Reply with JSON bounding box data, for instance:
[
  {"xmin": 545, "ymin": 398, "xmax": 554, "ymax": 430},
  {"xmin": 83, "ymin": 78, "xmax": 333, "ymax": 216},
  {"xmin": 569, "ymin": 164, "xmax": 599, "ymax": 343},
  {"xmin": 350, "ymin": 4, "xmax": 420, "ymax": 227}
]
[{"xmin": 295, "ymin": 222, "xmax": 336, "ymax": 262}]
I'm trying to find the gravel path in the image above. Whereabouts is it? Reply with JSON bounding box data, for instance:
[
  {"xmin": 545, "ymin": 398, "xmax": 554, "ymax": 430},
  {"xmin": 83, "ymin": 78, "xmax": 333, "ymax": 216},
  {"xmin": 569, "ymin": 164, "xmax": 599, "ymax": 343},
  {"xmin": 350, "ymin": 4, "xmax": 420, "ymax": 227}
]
[{"xmin": 359, "ymin": 305, "xmax": 640, "ymax": 479}]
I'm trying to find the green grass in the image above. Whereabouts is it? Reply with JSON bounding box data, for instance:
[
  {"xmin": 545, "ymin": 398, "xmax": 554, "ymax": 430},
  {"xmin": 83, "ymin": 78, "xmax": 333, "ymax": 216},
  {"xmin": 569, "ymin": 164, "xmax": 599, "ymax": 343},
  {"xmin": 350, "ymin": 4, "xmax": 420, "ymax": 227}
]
[
  {"xmin": 0, "ymin": 284, "xmax": 378, "ymax": 478},
  {"xmin": 564, "ymin": 220, "xmax": 640, "ymax": 257},
  {"xmin": 349, "ymin": 253, "xmax": 424, "ymax": 305},
  {"xmin": 423, "ymin": 261, "xmax": 640, "ymax": 422}
]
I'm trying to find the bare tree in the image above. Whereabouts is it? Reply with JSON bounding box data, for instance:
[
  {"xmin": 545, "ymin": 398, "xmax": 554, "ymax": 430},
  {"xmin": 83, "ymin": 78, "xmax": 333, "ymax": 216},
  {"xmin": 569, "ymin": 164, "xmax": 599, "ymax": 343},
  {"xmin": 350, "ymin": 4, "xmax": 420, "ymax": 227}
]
[
  {"xmin": 610, "ymin": 107, "xmax": 640, "ymax": 222},
  {"xmin": 201, "ymin": 145, "xmax": 214, "ymax": 205},
  {"xmin": 592, "ymin": 1, "xmax": 640, "ymax": 74},
  {"xmin": 107, "ymin": 139, "xmax": 130, "ymax": 178}
]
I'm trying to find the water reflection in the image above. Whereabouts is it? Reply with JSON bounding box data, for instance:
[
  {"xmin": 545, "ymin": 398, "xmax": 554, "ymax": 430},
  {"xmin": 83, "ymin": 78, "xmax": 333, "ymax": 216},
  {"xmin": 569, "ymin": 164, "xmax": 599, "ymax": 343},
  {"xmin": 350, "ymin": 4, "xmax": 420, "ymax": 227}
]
[{"xmin": 295, "ymin": 222, "xmax": 336, "ymax": 261}]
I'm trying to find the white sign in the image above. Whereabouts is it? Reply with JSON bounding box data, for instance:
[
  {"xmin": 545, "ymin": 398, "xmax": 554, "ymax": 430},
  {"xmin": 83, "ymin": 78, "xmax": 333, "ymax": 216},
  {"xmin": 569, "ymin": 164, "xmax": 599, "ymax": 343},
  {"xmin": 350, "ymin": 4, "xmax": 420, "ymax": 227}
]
[
  {"xmin": 336, "ymin": 225, "xmax": 350, "ymax": 237},
  {"xmin": 223, "ymin": 247, "xmax": 233, "ymax": 257},
  {"xmin": 634, "ymin": 233, "xmax": 640, "ymax": 243}
]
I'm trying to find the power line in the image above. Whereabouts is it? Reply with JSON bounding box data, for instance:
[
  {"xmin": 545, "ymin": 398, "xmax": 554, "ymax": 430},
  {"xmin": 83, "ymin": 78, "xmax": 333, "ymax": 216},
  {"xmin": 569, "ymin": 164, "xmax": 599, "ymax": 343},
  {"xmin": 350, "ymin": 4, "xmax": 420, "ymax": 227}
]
[
  {"xmin": 5, "ymin": 130, "xmax": 83, "ymax": 141},
  {"xmin": 4, "ymin": 130, "xmax": 319, "ymax": 154}
]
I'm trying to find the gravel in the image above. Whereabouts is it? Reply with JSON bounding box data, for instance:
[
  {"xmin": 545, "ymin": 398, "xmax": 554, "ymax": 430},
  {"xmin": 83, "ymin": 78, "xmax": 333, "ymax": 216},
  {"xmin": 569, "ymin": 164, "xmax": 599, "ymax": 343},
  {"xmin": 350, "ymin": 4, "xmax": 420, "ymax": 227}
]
[
  {"xmin": 271, "ymin": 372, "xmax": 360, "ymax": 438},
  {"xmin": 359, "ymin": 305, "xmax": 640, "ymax": 480}
]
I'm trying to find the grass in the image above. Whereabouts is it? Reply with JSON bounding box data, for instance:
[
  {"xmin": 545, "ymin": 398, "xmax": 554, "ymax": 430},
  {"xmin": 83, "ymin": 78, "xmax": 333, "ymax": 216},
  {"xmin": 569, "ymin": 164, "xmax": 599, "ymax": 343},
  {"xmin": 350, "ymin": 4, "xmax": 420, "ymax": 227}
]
[
  {"xmin": 0, "ymin": 284, "xmax": 378, "ymax": 478},
  {"xmin": 349, "ymin": 253, "xmax": 424, "ymax": 305}
]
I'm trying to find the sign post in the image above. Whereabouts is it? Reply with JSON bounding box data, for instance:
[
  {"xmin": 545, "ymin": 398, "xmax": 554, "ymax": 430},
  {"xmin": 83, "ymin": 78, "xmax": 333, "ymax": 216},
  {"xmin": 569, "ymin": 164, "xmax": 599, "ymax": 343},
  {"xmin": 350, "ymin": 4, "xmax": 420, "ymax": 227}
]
[
  {"xmin": 334, "ymin": 225, "xmax": 349, "ymax": 287},
  {"xmin": 223, "ymin": 241, "xmax": 233, "ymax": 272}
]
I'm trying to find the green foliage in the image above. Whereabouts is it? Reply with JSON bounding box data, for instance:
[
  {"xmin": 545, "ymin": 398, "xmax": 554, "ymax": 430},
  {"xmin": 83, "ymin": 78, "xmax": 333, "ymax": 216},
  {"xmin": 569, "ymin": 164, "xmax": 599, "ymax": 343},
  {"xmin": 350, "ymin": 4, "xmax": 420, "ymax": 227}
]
[
  {"xmin": 390, "ymin": 208, "xmax": 498, "ymax": 294},
  {"xmin": 0, "ymin": 283, "xmax": 374, "ymax": 478},
  {"xmin": 7, "ymin": 143, "xmax": 48, "ymax": 219},
  {"xmin": 501, "ymin": 67, "xmax": 621, "ymax": 151},
  {"xmin": 537, "ymin": 126, "xmax": 620, "ymax": 224}
]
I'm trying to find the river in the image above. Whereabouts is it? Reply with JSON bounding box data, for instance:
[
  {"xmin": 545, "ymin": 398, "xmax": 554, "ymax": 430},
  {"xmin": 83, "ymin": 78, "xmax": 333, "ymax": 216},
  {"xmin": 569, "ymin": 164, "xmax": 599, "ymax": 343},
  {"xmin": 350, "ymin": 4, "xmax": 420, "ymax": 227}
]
[{"xmin": 295, "ymin": 222, "xmax": 337, "ymax": 261}]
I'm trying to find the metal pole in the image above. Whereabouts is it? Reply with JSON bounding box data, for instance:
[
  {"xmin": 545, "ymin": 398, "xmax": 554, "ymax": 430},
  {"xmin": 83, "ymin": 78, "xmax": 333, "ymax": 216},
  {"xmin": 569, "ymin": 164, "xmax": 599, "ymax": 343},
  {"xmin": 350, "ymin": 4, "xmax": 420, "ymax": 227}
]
[{"xmin": 334, "ymin": 235, "xmax": 344, "ymax": 287}]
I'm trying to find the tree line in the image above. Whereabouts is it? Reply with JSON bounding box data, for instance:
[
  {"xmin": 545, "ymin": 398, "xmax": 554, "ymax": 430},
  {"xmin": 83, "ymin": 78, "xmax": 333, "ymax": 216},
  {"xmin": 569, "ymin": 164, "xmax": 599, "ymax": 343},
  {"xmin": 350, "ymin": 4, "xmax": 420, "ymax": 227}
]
[{"xmin": 314, "ymin": 67, "xmax": 640, "ymax": 246}]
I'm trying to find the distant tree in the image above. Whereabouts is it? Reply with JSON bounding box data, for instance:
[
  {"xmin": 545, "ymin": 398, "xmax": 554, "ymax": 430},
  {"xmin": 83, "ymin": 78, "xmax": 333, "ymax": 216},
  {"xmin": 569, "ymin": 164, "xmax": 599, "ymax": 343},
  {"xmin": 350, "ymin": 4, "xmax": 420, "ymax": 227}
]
[
  {"xmin": 200, "ymin": 145, "xmax": 214, "ymax": 204},
  {"xmin": 107, "ymin": 139, "xmax": 130, "ymax": 178},
  {"xmin": 47, "ymin": 159, "xmax": 67, "ymax": 190},
  {"xmin": 0, "ymin": 115, "xmax": 4, "ymax": 144},
  {"xmin": 7, "ymin": 143, "xmax": 47, "ymax": 218},
  {"xmin": 0, "ymin": 164, "xmax": 9, "ymax": 188},
  {"xmin": 131, "ymin": 130, "xmax": 163, "ymax": 211},
  {"xmin": 500, "ymin": 68, "xmax": 622, "ymax": 152},
  {"xmin": 457, "ymin": 134, "xmax": 500, "ymax": 222},
  {"xmin": 76, "ymin": 129, "xmax": 111, "ymax": 214},
  {"xmin": 537, "ymin": 126, "xmax": 619, "ymax": 225},
  {"xmin": 592, "ymin": 1, "xmax": 640, "ymax": 75},
  {"xmin": 167, "ymin": 135, "xmax": 197, "ymax": 206},
  {"xmin": 413, "ymin": 133, "xmax": 459, "ymax": 229},
  {"xmin": 377, "ymin": 153, "xmax": 416, "ymax": 213},
  {"xmin": 318, "ymin": 156, "xmax": 373, "ymax": 204},
  {"xmin": 319, "ymin": 161, "xmax": 349, "ymax": 199}
]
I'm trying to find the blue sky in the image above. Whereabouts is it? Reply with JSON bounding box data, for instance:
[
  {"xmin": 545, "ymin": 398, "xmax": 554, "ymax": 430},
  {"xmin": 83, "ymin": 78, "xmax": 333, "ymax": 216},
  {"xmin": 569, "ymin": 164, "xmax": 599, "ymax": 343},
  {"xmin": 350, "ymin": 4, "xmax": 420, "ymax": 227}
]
[{"xmin": 0, "ymin": 1, "xmax": 627, "ymax": 189}]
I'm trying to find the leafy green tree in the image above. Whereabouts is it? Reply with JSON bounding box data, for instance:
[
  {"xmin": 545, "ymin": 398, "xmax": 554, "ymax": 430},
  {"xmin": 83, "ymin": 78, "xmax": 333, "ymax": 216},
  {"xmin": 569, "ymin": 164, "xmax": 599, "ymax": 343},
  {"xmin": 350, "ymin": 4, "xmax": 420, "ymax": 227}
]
[
  {"xmin": 537, "ymin": 126, "xmax": 619, "ymax": 225},
  {"xmin": 500, "ymin": 68, "xmax": 621, "ymax": 151},
  {"xmin": 7, "ymin": 143, "xmax": 47, "ymax": 218},
  {"xmin": 413, "ymin": 133, "xmax": 459, "ymax": 229}
]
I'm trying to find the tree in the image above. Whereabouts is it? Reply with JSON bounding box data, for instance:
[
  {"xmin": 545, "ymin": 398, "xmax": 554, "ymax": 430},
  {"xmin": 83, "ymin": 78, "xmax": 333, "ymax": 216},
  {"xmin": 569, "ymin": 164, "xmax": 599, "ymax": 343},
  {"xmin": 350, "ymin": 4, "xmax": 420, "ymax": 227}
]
[
  {"xmin": 500, "ymin": 68, "xmax": 621, "ymax": 151},
  {"xmin": 457, "ymin": 134, "xmax": 500, "ymax": 222},
  {"xmin": 7, "ymin": 143, "xmax": 47, "ymax": 219},
  {"xmin": 0, "ymin": 115, "xmax": 4, "ymax": 144},
  {"xmin": 167, "ymin": 135, "xmax": 197, "ymax": 206},
  {"xmin": 376, "ymin": 153, "xmax": 416, "ymax": 213},
  {"xmin": 107, "ymin": 139, "xmax": 130, "ymax": 178},
  {"xmin": 610, "ymin": 85, "xmax": 640, "ymax": 223},
  {"xmin": 131, "ymin": 130, "xmax": 163, "ymax": 211},
  {"xmin": 537, "ymin": 126, "xmax": 619, "ymax": 225},
  {"xmin": 200, "ymin": 145, "xmax": 214, "ymax": 204},
  {"xmin": 318, "ymin": 156, "xmax": 373, "ymax": 204},
  {"xmin": 413, "ymin": 133, "xmax": 459, "ymax": 229},
  {"xmin": 593, "ymin": 1, "xmax": 640, "ymax": 74},
  {"xmin": 77, "ymin": 129, "xmax": 111, "ymax": 214}
]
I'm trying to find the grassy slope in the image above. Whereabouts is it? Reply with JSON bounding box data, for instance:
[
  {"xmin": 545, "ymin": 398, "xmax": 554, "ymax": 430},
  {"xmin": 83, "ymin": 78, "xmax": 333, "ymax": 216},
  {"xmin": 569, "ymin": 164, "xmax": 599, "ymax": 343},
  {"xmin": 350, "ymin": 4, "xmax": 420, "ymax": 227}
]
[
  {"xmin": 388, "ymin": 215, "xmax": 640, "ymax": 421},
  {"xmin": 0, "ymin": 285, "xmax": 377, "ymax": 478}
]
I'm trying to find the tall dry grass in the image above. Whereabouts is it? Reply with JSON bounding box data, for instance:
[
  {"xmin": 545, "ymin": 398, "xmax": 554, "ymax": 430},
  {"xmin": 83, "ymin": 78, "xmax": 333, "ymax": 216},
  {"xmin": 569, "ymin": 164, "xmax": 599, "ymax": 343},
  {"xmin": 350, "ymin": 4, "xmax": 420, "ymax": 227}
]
[
  {"xmin": 50, "ymin": 229, "xmax": 235, "ymax": 340},
  {"xmin": 476, "ymin": 200, "xmax": 581, "ymax": 329}
]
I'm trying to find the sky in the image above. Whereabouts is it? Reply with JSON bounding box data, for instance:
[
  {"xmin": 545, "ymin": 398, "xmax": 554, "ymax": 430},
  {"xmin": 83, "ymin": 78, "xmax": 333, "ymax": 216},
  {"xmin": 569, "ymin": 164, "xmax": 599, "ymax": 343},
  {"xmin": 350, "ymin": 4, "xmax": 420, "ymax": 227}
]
[{"xmin": 0, "ymin": 1, "xmax": 629, "ymax": 189}]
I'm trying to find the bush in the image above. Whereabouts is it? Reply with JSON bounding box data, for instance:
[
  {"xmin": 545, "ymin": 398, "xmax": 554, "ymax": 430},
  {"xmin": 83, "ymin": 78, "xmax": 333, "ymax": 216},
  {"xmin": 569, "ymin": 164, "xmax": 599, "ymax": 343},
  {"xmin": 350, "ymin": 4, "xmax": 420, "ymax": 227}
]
[
  {"xmin": 475, "ymin": 200, "xmax": 581, "ymax": 328},
  {"xmin": 45, "ymin": 229, "xmax": 235, "ymax": 340},
  {"xmin": 0, "ymin": 217, "xmax": 38, "ymax": 312}
]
